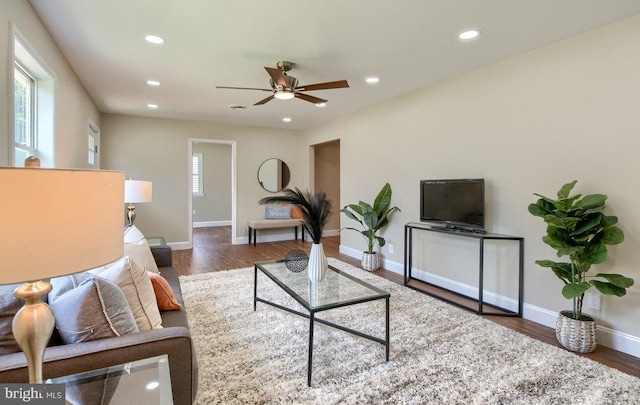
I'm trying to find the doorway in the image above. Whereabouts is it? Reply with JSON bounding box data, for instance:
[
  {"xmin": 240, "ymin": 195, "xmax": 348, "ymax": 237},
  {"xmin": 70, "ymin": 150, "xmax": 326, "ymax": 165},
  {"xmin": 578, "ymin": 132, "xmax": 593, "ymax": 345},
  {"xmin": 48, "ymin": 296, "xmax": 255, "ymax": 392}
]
[
  {"xmin": 187, "ymin": 138, "xmax": 237, "ymax": 248},
  {"xmin": 312, "ymin": 139, "xmax": 340, "ymax": 235}
]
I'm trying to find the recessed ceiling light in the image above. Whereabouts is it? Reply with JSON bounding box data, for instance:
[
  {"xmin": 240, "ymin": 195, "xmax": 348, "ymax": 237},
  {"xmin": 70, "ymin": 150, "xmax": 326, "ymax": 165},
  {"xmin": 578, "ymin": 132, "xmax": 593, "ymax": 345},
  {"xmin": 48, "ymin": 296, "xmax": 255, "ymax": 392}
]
[
  {"xmin": 459, "ymin": 30, "xmax": 480, "ymax": 41},
  {"xmin": 315, "ymin": 102, "xmax": 327, "ymax": 108},
  {"xmin": 366, "ymin": 76, "xmax": 380, "ymax": 84},
  {"xmin": 145, "ymin": 35, "xmax": 165, "ymax": 44},
  {"xmin": 146, "ymin": 80, "xmax": 161, "ymax": 87},
  {"xmin": 282, "ymin": 117, "xmax": 292, "ymax": 123},
  {"xmin": 147, "ymin": 103, "xmax": 158, "ymax": 109}
]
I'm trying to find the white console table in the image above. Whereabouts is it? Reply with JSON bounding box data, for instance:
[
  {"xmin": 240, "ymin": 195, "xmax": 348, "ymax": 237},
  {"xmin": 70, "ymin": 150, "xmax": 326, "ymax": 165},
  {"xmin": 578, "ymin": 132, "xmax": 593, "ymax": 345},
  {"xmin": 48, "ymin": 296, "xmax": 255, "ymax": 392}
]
[{"xmin": 403, "ymin": 222, "xmax": 524, "ymax": 317}]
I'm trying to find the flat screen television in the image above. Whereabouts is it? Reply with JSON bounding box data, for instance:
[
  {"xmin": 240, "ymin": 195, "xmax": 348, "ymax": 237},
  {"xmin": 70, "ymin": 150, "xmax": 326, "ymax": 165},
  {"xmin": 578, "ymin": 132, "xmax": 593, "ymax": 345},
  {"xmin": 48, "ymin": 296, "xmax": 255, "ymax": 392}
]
[{"xmin": 420, "ymin": 179, "xmax": 485, "ymax": 231}]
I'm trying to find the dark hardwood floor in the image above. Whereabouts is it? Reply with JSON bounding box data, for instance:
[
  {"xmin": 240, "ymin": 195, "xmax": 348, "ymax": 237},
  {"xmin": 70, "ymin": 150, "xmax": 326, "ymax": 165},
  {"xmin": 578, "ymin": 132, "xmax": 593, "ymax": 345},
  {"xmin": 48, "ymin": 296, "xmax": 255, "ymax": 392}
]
[{"xmin": 174, "ymin": 227, "xmax": 640, "ymax": 378}]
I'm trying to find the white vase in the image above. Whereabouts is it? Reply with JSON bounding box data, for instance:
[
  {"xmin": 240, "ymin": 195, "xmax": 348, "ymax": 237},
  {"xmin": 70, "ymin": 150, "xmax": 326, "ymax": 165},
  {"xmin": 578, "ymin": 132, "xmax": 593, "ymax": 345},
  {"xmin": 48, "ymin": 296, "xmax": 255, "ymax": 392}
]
[{"xmin": 308, "ymin": 243, "xmax": 327, "ymax": 282}]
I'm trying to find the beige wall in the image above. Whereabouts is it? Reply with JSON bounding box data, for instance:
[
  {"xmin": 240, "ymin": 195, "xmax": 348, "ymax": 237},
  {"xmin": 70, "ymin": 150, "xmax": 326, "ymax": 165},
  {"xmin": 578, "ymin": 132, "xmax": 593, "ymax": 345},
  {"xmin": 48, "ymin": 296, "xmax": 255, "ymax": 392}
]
[
  {"xmin": 192, "ymin": 142, "xmax": 232, "ymax": 223},
  {"xmin": 0, "ymin": 1, "xmax": 101, "ymax": 168},
  {"xmin": 100, "ymin": 114, "xmax": 304, "ymax": 244},
  {"xmin": 303, "ymin": 16, "xmax": 640, "ymax": 342}
]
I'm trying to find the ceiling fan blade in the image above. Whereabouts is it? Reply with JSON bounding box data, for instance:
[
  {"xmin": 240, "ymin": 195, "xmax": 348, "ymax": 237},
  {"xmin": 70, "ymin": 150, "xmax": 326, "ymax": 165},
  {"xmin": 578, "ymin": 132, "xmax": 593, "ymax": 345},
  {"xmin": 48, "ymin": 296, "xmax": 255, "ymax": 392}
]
[
  {"xmin": 295, "ymin": 93, "xmax": 328, "ymax": 104},
  {"xmin": 216, "ymin": 86, "xmax": 272, "ymax": 92},
  {"xmin": 264, "ymin": 67, "xmax": 287, "ymax": 87},
  {"xmin": 254, "ymin": 95, "xmax": 275, "ymax": 106},
  {"xmin": 295, "ymin": 80, "xmax": 349, "ymax": 92}
]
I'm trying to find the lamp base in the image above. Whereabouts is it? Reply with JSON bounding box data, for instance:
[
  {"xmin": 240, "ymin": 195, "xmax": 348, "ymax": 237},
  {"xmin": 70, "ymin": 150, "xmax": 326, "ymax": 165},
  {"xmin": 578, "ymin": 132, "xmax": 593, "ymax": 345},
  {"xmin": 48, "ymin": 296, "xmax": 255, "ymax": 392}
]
[
  {"xmin": 127, "ymin": 203, "xmax": 136, "ymax": 226},
  {"xmin": 13, "ymin": 280, "xmax": 55, "ymax": 384}
]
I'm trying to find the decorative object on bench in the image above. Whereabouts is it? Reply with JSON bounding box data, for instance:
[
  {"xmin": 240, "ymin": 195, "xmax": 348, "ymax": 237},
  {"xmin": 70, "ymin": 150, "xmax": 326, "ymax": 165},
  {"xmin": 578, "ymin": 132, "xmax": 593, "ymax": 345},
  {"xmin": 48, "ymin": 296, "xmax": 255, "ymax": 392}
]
[
  {"xmin": 0, "ymin": 168, "xmax": 124, "ymax": 383},
  {"xmin": 341, "ymin": 183, "xmax": 401, "ymax": 271},
  {"xmin": 258, "ymin": 158, "xmax": 290, "ymax": 192},
  {"xmin": 285, "ymin": 249, "xmax": 309, "ymax": 273},
  {"xmin": 265, "ymin": 205, "xmax": 291, "ymax": 219},
  {"xmin": 124, "ymin": 178, "xmax": 152, "ymax": 226},
  {"xmin": 528, "ymin": 180, "xmax": 633, "ymax": 353},
  {"xmin": 260, "ymin": 188, "xmax": 332, "ymax": 281}
]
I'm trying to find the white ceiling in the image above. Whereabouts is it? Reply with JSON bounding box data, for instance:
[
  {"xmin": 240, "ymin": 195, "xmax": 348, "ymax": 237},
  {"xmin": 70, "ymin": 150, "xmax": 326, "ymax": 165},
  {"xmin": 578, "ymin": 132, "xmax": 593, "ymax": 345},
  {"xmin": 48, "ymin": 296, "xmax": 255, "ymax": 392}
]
[{"xmin": 29, "ymin": 0, "xmax": 640, "ymax": 130}]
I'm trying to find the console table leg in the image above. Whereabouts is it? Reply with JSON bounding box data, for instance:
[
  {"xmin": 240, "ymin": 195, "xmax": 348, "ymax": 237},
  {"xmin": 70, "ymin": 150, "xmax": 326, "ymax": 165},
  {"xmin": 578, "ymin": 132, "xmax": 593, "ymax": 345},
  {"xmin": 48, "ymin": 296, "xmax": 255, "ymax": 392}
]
[{"xmin": 385, "ymin": 297, "xmax": 390, "ymax": 361}]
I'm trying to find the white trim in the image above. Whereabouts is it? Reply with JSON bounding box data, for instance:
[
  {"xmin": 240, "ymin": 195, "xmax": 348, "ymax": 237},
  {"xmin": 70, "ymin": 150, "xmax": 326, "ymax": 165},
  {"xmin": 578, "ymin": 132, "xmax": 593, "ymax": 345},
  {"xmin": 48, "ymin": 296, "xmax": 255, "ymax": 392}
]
[
  {"xmin": 193, "ymin": 220, "xmax": 232, "ymax": 228},
  {"xmin": 167, "ymin": 241, "xmax": 191, "ymax": 251},
  {"xmin": 338, "ymin": 244, "xmax": 640, "ymax": 357}
]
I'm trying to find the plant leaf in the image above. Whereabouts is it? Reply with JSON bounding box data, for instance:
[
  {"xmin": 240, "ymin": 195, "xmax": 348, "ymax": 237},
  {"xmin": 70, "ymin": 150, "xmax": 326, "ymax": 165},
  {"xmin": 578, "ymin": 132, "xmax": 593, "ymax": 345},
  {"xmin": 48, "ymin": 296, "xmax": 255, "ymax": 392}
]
[
  {"xmin": 601, "ymin": 226, "xmax": 624, "ymax": 245},
  {"xmin": 591, "ymin": 280, "xmax": 627, "ymax": 297},
  {"xmin": 594, "ymin": 273, "xmax": 634, "ymax": 288},
  {"xmin": 562, "ymin": 282, "xmax": 590, "ymax": 300},
  {"xmin": 373, "ymin": 183, "xmax": 391, "ymax": 214},
  {"xmin": 557, "ymin": 180, "xmax": 577, "ymax": 199}
]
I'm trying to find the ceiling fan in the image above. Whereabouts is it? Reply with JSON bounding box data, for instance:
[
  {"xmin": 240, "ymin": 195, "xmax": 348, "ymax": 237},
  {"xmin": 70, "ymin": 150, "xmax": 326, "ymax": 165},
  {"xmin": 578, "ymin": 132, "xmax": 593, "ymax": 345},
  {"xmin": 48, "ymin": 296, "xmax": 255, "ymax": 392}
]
[{"xmin": 216, "ymin": 61, "xmax": 349, "ymax": 106}]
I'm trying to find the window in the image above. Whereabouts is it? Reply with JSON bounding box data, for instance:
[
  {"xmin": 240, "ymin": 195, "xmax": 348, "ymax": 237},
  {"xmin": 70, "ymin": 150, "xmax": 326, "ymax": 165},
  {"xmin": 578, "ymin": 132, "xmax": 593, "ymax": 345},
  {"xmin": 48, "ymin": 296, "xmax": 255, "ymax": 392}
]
[
  {"xmin": 192, "ymin": 153, "xmax": 204, "ymax": 197},
  {"xmin": 12, "ymin": 25, "xmax": 55, "ymax": 167},
  {"xmin": 14, "ymin": 64, "xmax": 35, "ymax": 164}
]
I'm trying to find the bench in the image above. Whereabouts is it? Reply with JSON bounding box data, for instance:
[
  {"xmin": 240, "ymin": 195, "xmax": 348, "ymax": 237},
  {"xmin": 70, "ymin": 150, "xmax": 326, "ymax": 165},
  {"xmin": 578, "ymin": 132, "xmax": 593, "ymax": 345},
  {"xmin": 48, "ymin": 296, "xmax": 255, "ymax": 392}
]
[{"xmin": 247, "ymin": 219, "xmax": 305, "ymax": 246}]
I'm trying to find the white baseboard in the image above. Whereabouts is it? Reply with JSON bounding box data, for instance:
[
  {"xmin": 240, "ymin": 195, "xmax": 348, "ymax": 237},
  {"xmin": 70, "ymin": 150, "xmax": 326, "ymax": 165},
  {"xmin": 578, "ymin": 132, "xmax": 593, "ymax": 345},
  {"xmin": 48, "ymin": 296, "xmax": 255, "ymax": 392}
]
[
  {"xmin": 338, "ymin": 244, "xmax": 640, "ymax": 358},
  {"xmin": 167, "ymin": 241, "xmax": 191, "ymax": 250},
  {"xmin": 193, "ymin": 220, "xmax": 231, "ymax": 228}
]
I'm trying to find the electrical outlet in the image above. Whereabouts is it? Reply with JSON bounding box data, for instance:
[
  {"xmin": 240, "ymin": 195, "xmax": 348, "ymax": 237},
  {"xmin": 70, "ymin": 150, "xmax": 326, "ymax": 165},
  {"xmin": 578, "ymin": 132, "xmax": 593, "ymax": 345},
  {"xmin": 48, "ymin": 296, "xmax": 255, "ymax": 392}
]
[
  {"xmin": 192, "ymin": 210, "xmax": 197, "ymax": 215},
  {"xmin": 388, "ymin": 244, "xmax": 394, "ymax": 254},
  {"xmin": 586, "ymin": 291, "xmax": 601, "ymax": 310}
]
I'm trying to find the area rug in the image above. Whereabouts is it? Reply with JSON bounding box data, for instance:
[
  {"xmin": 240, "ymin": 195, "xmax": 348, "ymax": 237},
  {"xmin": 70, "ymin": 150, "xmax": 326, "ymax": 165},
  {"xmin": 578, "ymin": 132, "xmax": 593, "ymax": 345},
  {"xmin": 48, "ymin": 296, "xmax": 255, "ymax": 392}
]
[{"xmin": 180, "ymin": 258, "xmax": 640, "ymax": 404}]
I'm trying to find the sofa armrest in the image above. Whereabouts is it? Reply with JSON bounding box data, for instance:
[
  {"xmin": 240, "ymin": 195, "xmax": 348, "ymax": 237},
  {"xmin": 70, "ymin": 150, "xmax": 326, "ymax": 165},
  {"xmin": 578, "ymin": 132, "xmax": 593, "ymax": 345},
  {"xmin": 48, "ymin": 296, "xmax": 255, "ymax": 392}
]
[
  {"xmin": 0, "ymin": 327, "xmax": 196, "ymax": 405},
  {"xmin": 150, "ymin": 245, "xmax": 173, "ymax": 268}
]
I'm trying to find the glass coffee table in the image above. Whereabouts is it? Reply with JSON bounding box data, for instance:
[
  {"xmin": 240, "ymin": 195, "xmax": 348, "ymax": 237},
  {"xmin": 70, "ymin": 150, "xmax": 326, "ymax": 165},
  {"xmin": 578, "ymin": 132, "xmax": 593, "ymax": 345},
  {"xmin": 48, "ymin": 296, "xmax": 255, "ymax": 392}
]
[
  {"xmin": 46, "ymin": 355, "xmax": 173, "ymax": 404},
  {"xmin": 254, "ymin": 260, "xmax": 390, "ymax": 386}
]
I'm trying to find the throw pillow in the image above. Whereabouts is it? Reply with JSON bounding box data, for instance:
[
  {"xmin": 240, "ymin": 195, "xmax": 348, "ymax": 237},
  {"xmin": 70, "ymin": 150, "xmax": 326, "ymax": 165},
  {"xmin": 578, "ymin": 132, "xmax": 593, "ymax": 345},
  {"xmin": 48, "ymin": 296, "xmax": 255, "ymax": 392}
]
[
  {"xmin": 147, "ymin": 271, "xmax": 181, "ymax": 310},
  {"xmin": 291, "ymin": 204, "xmax": 304, "ymax": 219},
  {"xmin": 123, "ymin": 224, "xmax": 145, "ymax": 244},
  {"xmin": 49, "ymin": 276, "xmax": 139, "ymax": 344},
  {"xmin": 0, "ymin": 283, "xmax": 24, "ymax": 355},
  {"xmin": 91, "ymin": 256, "xmax": 162, "ymax": 331},
  {"xmin": 123, "ymin": 225, "xmax": 160, "ymax": 274},
  {"xmin": 265, "ymin": 205, "xmax": 291, "ymax": 220}
]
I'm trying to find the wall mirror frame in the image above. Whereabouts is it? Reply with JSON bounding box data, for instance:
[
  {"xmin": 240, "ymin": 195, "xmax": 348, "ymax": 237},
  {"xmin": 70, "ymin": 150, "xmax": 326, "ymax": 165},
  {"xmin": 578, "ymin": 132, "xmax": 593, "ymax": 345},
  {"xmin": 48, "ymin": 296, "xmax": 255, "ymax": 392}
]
[{"xmin": 258, "ymin": 158, "xmax": 290, "ymax": 192}]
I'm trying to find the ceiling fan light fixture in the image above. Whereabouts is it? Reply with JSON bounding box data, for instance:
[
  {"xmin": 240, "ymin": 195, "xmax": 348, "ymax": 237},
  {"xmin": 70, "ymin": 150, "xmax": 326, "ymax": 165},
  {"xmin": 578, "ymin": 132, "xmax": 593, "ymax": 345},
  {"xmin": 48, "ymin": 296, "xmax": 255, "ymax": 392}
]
[{"xmin": 274, "ymin": 91, "xmax": 295, "ymax": 100}]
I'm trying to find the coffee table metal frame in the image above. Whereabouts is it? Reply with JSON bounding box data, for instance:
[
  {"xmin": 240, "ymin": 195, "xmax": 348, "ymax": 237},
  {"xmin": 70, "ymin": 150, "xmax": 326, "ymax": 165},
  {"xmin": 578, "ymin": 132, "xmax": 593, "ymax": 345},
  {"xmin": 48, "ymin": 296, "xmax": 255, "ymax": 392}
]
[{"xmin": 254, "ymin": 260, "xmax": 390, "ymax": 387}]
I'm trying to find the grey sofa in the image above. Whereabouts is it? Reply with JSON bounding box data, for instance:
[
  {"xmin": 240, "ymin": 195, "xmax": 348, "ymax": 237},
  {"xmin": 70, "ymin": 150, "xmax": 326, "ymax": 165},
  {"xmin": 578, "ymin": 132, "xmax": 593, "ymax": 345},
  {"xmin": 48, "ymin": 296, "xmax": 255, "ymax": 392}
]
[{"xmin": 0, "ymin": 245, "xmax": 198, "ymax": 405}]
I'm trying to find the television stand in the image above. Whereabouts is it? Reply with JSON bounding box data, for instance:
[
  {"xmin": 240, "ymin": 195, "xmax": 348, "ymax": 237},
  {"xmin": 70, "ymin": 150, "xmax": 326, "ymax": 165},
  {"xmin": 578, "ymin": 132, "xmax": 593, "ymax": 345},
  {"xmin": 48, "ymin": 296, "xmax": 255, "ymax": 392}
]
[{"xmin": 403, "ymin": 222, "xmax": 524, "ymax": 317}]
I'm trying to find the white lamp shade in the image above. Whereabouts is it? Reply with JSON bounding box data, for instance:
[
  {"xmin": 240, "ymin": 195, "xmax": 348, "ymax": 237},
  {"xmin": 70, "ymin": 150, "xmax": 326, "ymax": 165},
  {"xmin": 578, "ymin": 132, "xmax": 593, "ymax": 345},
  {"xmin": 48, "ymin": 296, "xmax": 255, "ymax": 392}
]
[
  {"xmin": 0, "ymin": 168, "xmax": 125, "ymax": 284},
  {"xmin": 125, "ymin": 180, "xmax": 152, "ymax": 203}
]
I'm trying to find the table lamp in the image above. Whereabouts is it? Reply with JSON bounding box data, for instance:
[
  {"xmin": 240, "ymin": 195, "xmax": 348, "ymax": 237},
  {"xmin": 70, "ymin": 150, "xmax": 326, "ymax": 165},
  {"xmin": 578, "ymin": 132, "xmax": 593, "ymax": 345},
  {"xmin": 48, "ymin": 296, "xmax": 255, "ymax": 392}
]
[
  {"xmin": 124, "ymin": 179, "xmax": 152, "ymax": 226},
  {"xmin": 0, "ymin": 167, "xmax": 124, "ymax": 383}
]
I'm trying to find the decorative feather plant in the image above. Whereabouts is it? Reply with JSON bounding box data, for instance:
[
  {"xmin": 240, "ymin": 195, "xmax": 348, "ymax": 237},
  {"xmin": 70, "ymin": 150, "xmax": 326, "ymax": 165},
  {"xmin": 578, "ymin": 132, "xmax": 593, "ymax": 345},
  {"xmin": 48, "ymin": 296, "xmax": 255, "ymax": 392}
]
[{"xmin": 259, "ymin": 188, "xmax": 331, "ymax": 244}]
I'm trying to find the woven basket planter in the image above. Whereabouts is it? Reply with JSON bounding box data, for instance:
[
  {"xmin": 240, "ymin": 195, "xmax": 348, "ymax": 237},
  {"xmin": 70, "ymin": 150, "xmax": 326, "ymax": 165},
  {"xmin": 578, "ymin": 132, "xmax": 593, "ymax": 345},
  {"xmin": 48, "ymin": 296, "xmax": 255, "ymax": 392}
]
[
  {"xmin": 555, "ymin": 310, "xmax": 598, "ymax": 353},
  {"xmin": 361, "ymin": 252, "xmax": 379, "ymax": 272}
]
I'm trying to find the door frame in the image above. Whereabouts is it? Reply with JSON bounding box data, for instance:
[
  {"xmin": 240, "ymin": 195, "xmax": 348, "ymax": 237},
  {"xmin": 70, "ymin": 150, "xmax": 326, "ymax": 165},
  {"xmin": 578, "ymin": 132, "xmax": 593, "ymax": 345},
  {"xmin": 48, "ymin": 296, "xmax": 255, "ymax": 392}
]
[{"xmin": 187, "ymin": 138, "xmax": 237, "ymax": 247}]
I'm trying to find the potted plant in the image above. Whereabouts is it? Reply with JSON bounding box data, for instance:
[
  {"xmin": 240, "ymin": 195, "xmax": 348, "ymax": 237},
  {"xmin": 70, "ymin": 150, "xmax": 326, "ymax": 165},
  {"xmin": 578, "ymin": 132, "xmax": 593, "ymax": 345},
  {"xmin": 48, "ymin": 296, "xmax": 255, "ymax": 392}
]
[
  {"xmin": 341, "ymin": 183, "xmax": 401, "ymax": 271},
  {"xmin": 528, "ymin": 180, "xmax": 633, "ymax": 353},
  {"xmin": 260, "ymin": 188, "xmax": 331, "ymax": 281}
]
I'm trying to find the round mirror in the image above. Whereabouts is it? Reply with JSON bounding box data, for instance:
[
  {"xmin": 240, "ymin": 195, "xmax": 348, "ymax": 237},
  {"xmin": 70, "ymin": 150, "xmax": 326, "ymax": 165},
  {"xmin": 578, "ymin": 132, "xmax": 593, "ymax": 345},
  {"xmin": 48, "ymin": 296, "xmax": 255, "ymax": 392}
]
[{"xmin": 258, "ymin": 158, "xmax": 291, "ymax": 192}]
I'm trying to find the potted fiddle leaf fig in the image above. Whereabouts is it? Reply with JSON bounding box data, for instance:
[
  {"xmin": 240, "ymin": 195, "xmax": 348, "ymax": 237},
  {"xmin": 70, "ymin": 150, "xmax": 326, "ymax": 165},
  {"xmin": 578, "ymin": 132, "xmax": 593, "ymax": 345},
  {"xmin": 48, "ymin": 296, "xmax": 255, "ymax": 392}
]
[
  {"xmin": 528, "ymin": 180, "xmax": 633, "ymax": 353},
  {"xmin": 341, "ymin": 183, "xmax": 401, "ymax": 271}
]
